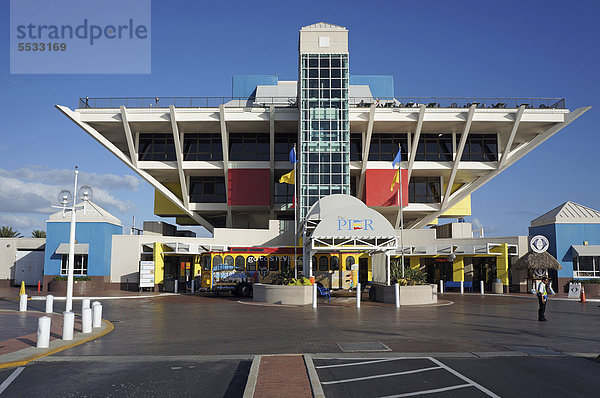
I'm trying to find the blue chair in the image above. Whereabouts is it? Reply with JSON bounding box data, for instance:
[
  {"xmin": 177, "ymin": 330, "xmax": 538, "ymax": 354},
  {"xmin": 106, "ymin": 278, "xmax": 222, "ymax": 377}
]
[{"xmin": 317, "ymin": 285, "xmax": 331, "ymax": 303}]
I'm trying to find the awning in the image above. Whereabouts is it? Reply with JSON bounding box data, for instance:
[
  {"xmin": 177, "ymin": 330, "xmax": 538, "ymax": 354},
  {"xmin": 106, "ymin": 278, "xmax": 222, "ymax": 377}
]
[
  {"xmin": 572, "ymin": 245, "xmax": 600, "ymax": 257},
  {"xmin": 56, "ymin": 243, "xmax": 89, "ymax": 255}
]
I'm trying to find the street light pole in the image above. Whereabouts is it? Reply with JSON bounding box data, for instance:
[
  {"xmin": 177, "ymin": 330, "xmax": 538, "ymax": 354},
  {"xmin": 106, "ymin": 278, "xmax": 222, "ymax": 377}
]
[{"xmin": 65, "ymin": 167, "xmax": 79, "ymax": 312}]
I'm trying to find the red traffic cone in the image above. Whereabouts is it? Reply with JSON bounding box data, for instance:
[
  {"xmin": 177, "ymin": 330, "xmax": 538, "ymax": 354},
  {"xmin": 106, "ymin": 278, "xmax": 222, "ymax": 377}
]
[{"xmin": 581, "ymin": 286, "xmax": 586, "ymax": 303}]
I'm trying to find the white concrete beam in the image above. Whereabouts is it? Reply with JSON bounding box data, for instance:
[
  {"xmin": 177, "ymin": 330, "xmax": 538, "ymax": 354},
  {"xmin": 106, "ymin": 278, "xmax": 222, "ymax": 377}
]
[
  {"xmin": 269, "ymin": 105, "xmax": 275, "ymax": 218},
  {"xmin": 441, "ymin": 104, "xmax": 476, "ymax": 207},
  {"xmin": 169, "ymin": 106, "xmax": 189, "ymax": 209},
  {"xmin": 219, "ymin": 105, "xmax": 232, "ymax": 227},
  {"xmin": 357, "ymin": 103, "xmax": 377, "ymax": 199},
  {"xmin": 411, "ymin": 106, "xmax": 591, "ymax": 229},
  {"xmin": 56, "ymin": 105, "xmax": 214, "ymax": 233},
  {"xmin": 120, "ymin": 106, "xmax": 138, "ymax": 168},
  {"xmin": 406, "ymin": 105, "xmax": 427, "ymax": 181},
  {"xmin": 499, "ymin": 105, "xmax": 526, "ymax": 169}
]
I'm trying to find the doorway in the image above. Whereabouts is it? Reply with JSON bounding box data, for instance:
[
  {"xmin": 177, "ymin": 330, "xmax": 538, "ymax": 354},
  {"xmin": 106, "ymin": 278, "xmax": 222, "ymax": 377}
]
[{"xmin": 359, "ymin": 257, "xmax": 369, "ymax": 285}]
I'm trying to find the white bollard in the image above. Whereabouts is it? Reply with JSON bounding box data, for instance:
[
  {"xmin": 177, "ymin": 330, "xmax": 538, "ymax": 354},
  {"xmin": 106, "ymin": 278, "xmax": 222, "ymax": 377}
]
[
  {"xmin": 460, "ymin": 280, "xmax": 464, "ymax": 295},
  {"xmin": 62, "ymin": 311, "xmax": 74, "ymax": 340},
  {"xmin": 174, "ymin": 279, "xmax": 178, "ymax": 293},
  {"xmin": 92, "ymin": 303, "xmax": 102, "ymax": 328},
  {"xmin": 312, "ymin": 283, "xmax": 317, "ymax": 309},
  {"xmin": 82, "ymin": 298, "xmax": 90, "ymax": 311},
  {"xmin": 439, "ymin": 280, "xmax": 444, "ymax": 294},
  {"xmin": 45, "ymin": 295, "xmax": 54, "ymax": 313},
  {"xmin": 82, "ymin": 307, "xmax": 92, "ymax": 333},
  {"xmin": 191, "ymin": 279, "xmax": 195, "ymax": 293},
  {"xmin": 356, "ymin": 282, "xmax": 361, "ymax": 308},
  {"xmin": 480, "ymin": 280, "xmax": 485, "ymax": 295},
  {"xmin": 395, "ymin": 283, "xmax": 400, "ymax": 308},
  {"xmin": 37, "ymin": 316, "xmax": 51, "ymax": 348},
  {"xmin": 19, "ymin": 294, "xmax": 28, "ymax": 312}
]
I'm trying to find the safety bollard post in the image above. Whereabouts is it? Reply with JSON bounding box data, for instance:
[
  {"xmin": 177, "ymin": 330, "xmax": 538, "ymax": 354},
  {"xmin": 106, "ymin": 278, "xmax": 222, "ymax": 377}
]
[
  {"xmin": 395, "ymin": 283, "xmax": 400, "ymax": 308},
  {"xmin": 174, "ymin": 279, "xmax": 178, "ymax": 293},
  {"xmin": 37, "ymin": 316, "xmax": 51, "ymax": 348},
  {"xmin": 439, "ymin": 280, "xmax": 444, "ymax": 294},
  {"xmin": 19, "ymin": 294, "xmax": 28, "ymax": 312},
  {"xmin": 82, "ymin": 307, "xmax": 92, "ymax": 333},
  {"xmin": 460, "ymin": 280, "xmax": 464, "ymax": 294},
  {"xmin": 82, "ymin": 298, "xmax": 90, "ymax": 311},
  {"xmin": 62, "ymin": 311, "xmax": 74, "ymax": 341},
  {"xmin": 191, "ymin": 279, "xmax": 195, "ymax": 293},
  {"xmin": 480, "ymin": 280, "xmax": 485, "ymax": 295},
  {"xmin": 46, "ymin": 294, "xmax": 54, "ymax": 313},
  {"xmin": 356, "ymin": 282, "xmax": 361, "ymax": 308},
  {"xmin": 92, "ymin": 303, "xmax": 102, "ymax": 328},
  {"xmin": 312, "ymin": 283, "xmax": 317, "ymax": 309}
]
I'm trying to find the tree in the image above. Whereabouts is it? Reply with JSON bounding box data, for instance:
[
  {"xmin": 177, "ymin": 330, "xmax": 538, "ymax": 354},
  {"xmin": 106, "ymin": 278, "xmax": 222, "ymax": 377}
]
[
  {"xmin": 31, "ymin": 230, "xmax": 46, "ymax": 238},
  {"xmin": 0, "ymin": 226, "xmax": 22, "ymax": 238}
]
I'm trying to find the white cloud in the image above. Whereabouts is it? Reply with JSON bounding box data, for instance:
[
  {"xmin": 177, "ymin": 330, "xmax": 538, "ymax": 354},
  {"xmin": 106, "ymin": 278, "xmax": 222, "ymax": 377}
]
[
  {"xmin": 0, "ymin": 214, "xmax": 45, "ymax": 233},
  {"xmin": 0, "ymin": 167, "xmax": 137, "ymax": 216}
]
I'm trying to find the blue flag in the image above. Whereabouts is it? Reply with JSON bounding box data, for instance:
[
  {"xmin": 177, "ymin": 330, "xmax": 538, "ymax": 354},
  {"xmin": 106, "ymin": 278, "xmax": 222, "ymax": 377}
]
[
  {"xmin": 392, "ymin": 149, "xmax": 402, "ymax": 169},
  {"xmin": 289, "ymin": 147, "xmax": 297, "ymax": 164}
]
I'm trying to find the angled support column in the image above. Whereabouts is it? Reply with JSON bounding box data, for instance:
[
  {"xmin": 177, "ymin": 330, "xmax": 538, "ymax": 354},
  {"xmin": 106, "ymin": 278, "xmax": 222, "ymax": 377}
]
[
  {"xmin": 56, "ymin": 105, "xmax": 214, "ymax": 233},
  {"xmin": 357, "ymin": 103, "xmax": 377, "ymax": 200},
  {"xmin": 499, "ymin": 105, "xmax": 526, "ymax": 168},
  {"xmin": 120, "ymin": 106, "xmax": 138, "ymax": 168},
  {"xmin": 169, "ymin": 106, "xmax": 189, "ymax": 209},
  {"xmin": 441, "ymin": 104, "xmax": 476, "ymax": 208},
  {"xmin": 219, "ymin": 105, "xmax": 232, "ymax": 227},
  {"xmin": 269, "ymin": 105, "xmax": 275, "ymax": 219},
  {"xmin": 406, "ymin": 105, "xmax": 427, "ymax": 181},
  {"xmin": 412, "ymin": 106, "xmax": 591, "ymax": 228}
]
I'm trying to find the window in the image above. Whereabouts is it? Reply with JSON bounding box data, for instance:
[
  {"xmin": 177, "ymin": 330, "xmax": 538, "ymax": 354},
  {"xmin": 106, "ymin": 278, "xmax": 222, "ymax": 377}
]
[
  {"xmin": 275, "ymin": 133, "xmax": 297, "ymax": 161},
  {"xmin": 224, "ymin": 255, "xmax": 234, "ymax": 269},
  {"xmin": 319, "ymin": 256, "xmax": 329, "ymax": 271},
  {"xmin": 189, "ymin": 177, "xmax": 226, "ymax": 203},
  {"xmin": 280, "ymin": 256, "xmax": 290, "ymax": 271},
  {"xmin": 274, "ymin": 173, "xmax": 295, "ymax": 205},
  {"xmin": 183, "ymin": 133, "xmax": 223, "ymax": 161},
  {"xmin": 139, "ymin": 134, "xmax": 176, "ymax": 161},
  {"xmin": 574, "ymin": 256, "xmax": 599, "ymax": 278},
  {"xmin": 235, "ymin": 255, "xmax": 245, "ymax": 271},
  {"xmin": 368, "ymin": 133, "xmax": 408, "ymax": 161},
  {"xmin": 460, "ymin": 134, "xmax": 498, "ymax": 161},
  {"xmin": 201, "ymin": 255, "xmax": 211, "ymax": 271},
  {"xmin": 409, "ymin": 177, "xmax": 441, "ymax": 203},
  {"xmin": 312, "ymin": 256, "xmax": 317, "ymax": 271},
  {"xmin": 297, "ymin": 256, "xmax": 303, "ymax": 272},
  {"xmin": 229, "ymin": 133, "xmax": 269, "ymax": 161},
  {"xmin": 415, "ymin": 134, "xmax": 452, "ymax": 161},
  {"xmin": 350, "ymin": 133, "xmax": 362, "ymax": 161},
  {"xmin": 330, "ymin": 256, "xmax": 339, "ymax": 271},
  {"xmin": 61, "ymin": 254, "xmax": 88, "ymax": 275},
  {"xmin": 346, "ymin": 256, "xmax": 355, "ymax": 271},
  {"xmin": 257, "ymin": 256, "xmax": 268, "ymax": 271},
  {"xmin": 269, "ymin": 256, "xmax": 279, "ymax": 271},
  {"xmin": 246, "ymin": 256, "xmax": 256, "ymax": 271}
]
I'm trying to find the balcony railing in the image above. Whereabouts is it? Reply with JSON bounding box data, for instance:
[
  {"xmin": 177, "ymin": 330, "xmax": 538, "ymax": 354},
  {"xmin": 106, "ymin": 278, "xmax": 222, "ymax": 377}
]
[{"xmin": 78, "ymin": 96, "xmax": 566, "ymax": 110}]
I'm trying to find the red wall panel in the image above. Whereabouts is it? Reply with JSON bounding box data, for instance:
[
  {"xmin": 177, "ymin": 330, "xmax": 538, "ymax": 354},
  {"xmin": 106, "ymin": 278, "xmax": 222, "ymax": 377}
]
[
  {"xmin": 365, "ymin": 169, "xmax": 408, "ymax": 207},
  {"xmin": 228, "ymin": 169, "xmax": 271, "ymax": 206}
]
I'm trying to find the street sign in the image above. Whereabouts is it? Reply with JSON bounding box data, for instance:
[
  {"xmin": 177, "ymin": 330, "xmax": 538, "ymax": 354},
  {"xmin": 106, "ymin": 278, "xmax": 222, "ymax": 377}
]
[
  {"xmin": 568, "ymin": 282, "xmax": 581, "ymax": 299},
  {"xmin": 530, "ymin": 235, "xmax": 550, "ymax": 253},
  {"xmin": 139, "ymin": 261, "xmax": 155, "ymax": 288}
]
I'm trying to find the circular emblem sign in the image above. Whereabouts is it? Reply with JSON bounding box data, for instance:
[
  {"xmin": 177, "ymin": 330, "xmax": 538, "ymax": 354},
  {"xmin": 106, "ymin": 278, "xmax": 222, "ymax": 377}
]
[{"xmin": 530, "ymin": 235, "xmax": 549, "ymax": 253}]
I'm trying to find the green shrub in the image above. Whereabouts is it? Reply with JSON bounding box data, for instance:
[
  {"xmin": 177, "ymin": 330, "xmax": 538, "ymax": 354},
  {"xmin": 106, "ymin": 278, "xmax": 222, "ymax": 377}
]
[
  {"xmin": 570, "ymin": 279, "xmax": 600, "ymax": 284},
  {"xmin": 53, "ymin": 276, "xmax": 92, "ymax": 281},
  {"xmin": 391, "ymin": 259, "xmax": 427, "ymax": 285}
]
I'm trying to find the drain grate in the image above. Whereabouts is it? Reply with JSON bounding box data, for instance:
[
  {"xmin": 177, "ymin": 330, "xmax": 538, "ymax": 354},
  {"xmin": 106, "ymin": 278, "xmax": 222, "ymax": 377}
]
[
  {"xmin": 337, "ymin": 341, "xmax": 391, "ymax": 352},
  {"xmin": 506, "ymin": 346, "xmax": 564, "ymax": 356}
]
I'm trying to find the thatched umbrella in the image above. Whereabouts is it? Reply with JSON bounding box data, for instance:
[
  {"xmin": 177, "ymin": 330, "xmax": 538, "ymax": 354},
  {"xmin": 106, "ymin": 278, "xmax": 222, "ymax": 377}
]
[{"xmin": 513, "ymin": 251, "xmax": 562, "ymax": 270}]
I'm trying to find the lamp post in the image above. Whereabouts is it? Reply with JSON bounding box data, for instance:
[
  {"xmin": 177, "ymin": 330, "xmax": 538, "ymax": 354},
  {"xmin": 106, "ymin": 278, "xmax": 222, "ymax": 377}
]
[{"xmin": 53, "ymin": 167, "xmax": 93, "ymax": 312}]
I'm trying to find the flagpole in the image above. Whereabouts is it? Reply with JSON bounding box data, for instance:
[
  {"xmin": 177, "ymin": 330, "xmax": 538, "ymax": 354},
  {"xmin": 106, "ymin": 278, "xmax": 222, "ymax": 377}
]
[
  {"xmin": 398, "ymin": 144, "xmax": 405, "ymax": 279},
  {"xmin": 293, "ymin": 145, "xmax": 298, "ymax": 279}
]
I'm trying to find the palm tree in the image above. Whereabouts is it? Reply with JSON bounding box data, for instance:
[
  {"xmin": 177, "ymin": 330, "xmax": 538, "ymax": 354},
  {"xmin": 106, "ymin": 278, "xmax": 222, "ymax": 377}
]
[
  {"xmin": 0, "ymin": 226, "xmax": 22, "ymax": 238},
  {"xmin": 31, "ymin": 230, "xmax": 46, "ymax": 238}
]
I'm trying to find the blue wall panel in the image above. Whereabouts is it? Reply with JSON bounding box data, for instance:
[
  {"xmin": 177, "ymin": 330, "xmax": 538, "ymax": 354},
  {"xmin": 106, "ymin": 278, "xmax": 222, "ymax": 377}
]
[
  {"xmin": 350, "ymin": 75, "xmax": 394, "ymax": 98},
  {"xmin": 232, "ymin": 75, "xmax": 278, "ymax": 98},
  {"xmin": 44, "ymin": 222, "xmax": 122, "ymax": 277}
]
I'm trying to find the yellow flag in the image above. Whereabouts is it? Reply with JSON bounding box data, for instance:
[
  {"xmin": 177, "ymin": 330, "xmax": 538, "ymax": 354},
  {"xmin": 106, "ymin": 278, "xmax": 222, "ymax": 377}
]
[
  {"xmin": 279, "ymin": 169, "xmax": 295, "ymax": 185},
  {"xmin": 390, "ymin": 169, "xmax": 399, "ymax": 191}
]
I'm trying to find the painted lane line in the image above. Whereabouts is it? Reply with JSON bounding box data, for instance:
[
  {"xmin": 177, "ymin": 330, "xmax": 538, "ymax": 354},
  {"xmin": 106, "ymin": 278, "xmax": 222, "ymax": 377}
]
[
  {"xmin": 0, "ymin": 367, "xmax": 24, "ymax": 395},
  {"xmin": 170, "ymin": 367, "xmax": 182, "ymax": 370},
  {"xmin": 316, "ymin": 357, "xmax": 410, "ymax": 369},
  {"xmin": 428, "ymin": 357, "xmax": 500, "ymax": 398},
  {"xmin": 379, "ymin": 383, "xmax": 472, "ymax": 398},
  {"xmin": 321, "ymin": 366, "xmax": 442, "ymax": 385}
]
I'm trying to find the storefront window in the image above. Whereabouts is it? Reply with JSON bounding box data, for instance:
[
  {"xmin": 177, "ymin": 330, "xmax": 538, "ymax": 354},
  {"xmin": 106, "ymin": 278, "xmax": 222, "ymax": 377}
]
[
  {"xmin": 61, "ymin": 254, "xmax": 88, "ymax": 275},
  {"xmin": 346, "ymin": 256, "xmax": 355, "ymax": 271}
]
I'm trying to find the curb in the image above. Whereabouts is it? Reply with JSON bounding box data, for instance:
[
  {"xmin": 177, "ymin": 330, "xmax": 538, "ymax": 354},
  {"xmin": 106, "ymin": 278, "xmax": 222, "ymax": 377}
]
[
  {"xmin": 0, "ymin": 319, "xmax": 114, "ymax": 369},
  {"xmin": 304, "ymin": 354, "xmax": 325, "ymax": 398},
  {"xmin": 242, "ymin": 355, "xmax": 261, "ymax": 398},
  {"xmin": 0, "ymin": 293, "xmax": 177, "ymax": 301}
]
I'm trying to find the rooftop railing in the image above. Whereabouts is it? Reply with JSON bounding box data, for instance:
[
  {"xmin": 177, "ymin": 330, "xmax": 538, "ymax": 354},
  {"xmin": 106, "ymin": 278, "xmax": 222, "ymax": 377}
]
[{"xmin": 78, "ymin": 96, "xmax": 566, "ymax": 109}]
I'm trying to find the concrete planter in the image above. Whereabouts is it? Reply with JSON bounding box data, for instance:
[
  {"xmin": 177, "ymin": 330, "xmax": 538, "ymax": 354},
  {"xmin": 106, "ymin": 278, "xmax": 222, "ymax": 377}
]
[
  {"xmin": 253, "ymin": 283, "xmax": 313, "ymax": 305},
  {"xmin": 581, "ymin": 283, "xmax": 600, "ymax": 297},
  {"xmin": 48, "ymin": 279, "xmax": 92, "ymax": 295},
  {"xmin": 371, "ymin": 284, "xmax": 438, "ymax": 305}
]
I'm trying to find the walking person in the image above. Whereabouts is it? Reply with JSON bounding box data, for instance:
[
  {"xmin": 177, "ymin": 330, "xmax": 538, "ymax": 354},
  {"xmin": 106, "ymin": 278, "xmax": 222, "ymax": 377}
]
[{"xmin": 537, "ymin": 276, "xmax": 549, "ymax": 321}]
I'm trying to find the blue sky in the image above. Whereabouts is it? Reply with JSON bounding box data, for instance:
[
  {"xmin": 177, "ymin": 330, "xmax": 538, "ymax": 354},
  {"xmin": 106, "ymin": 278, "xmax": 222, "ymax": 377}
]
[{"xmin": 1, "ymin": 0, "xmax": 598, "ymax": 237}]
